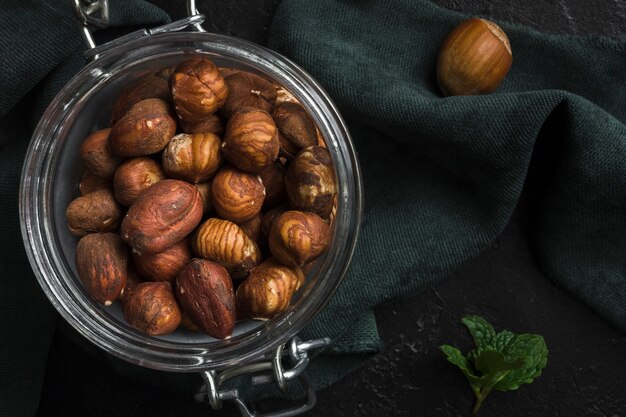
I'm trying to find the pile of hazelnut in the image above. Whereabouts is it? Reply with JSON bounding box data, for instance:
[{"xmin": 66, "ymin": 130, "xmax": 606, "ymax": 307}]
[{"xmin": 66, "ymin": 57, "xmax": 336, "ymax": 339}]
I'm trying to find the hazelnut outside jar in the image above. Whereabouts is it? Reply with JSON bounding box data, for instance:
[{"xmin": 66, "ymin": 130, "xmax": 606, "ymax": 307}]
[{"xmin": 19, "ymin": 2, "xmax": 362, "ymax": 416}]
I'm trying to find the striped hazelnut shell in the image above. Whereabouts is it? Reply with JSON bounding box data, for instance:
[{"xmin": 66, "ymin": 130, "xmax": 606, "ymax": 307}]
[
  {"xmin": 268, "ymin": 210, "xmax": 330, "ymax": 267},
  {"xmin": 285, "ymin": 146, "xmax": 336, "ymax": 219},
  {"xmin": 211, "ymin": 166, "xmax": 265, "ymax": 223},
  {"xmin": 223, "ymin": 107, "xmax": 279, "ymax": 173},
  {"xmin": 162, "ymin": 133, "xmax": 223, "ymax": 183},
  {"xmin": 236, "ymin": 258, "xmax": 304, "ymax": 320},
  {"xmin": 192, "ymin": 218, "xmax": 261, "ymax": 280}
]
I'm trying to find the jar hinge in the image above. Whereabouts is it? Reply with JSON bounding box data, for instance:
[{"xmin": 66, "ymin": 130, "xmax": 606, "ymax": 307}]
[
  {"xmin": 194, "ymin": 336, "xmax": 331, "ymax": 417},
  {"xmin": 73, "ymin": 0, "xmax": 206, "ymax": 61}
]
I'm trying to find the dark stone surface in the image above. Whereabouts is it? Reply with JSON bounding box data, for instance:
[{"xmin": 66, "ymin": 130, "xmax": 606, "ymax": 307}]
[{"xmin": 35, "ymin": 1, "xmax": 626, "ymax": 417}]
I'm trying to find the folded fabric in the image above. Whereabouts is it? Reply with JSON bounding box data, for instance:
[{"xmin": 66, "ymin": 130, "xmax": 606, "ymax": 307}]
[
  {"xmin": 0, "ymin": 2, "xmax": 169, "ymax": 416},
  {"xmin": 267, "ymin": 0, "xmax": 625, "ymax": 387}
]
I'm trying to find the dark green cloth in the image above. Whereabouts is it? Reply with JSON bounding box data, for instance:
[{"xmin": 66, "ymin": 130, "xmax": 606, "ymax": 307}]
[
  {"xmin": 2, "ymin": 0, "xmax": 626, "ymax": 414},
  {"xmin": 267, "ymin": 0, "xmax": 626, "ymax": 377},
  {"xmin": 0, "ymin": 2, "xmax": 169, "ymax": 416}
]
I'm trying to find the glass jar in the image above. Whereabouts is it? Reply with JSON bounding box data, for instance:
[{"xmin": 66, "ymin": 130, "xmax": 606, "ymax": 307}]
[{"xmin": 19, "ymin": 8, "xmax": 362, "ymax": 413}]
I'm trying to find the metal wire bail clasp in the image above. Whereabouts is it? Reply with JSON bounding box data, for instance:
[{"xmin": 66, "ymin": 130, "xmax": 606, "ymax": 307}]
[
  {"xmin": 195, "ymin": 337, "xmax": 332, "ymax": 417},
  {"xmin": 73, "ymin": 0, "xmax": 109, "ymax": 50}
]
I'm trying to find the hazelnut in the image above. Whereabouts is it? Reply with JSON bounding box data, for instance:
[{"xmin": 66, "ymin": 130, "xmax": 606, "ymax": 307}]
[
  {"xmin": 275, "ymin": 85, "xmax": 299, "ymax": 106},
  {"xmin": 110, "ymin": 75, "xmax": 170, "ymax": 124},
  {"xmin": 155, "ymin": 67, "xmax": 175, "ymax": 80},
  {"xmin": 75, "ymin": 233, "xmax": 128, "ymax": 306},
  {"xmin": 176, "ymin": 259, "xmax": 236, "ymax": 339},
  {"xmin": 219, "ymin": 67, "xmax": 240, "ymax": 78},
  {"xmin": 180, "ymin": 114, "xmax": 225, "ymax": 136},
  {"xmin": 238, "ymin": 212, "xmax": 263, "ymax": 245},
  {"xmin": 121, "ymin": 179, "xmax": 203, "ymax": 255},
  {"xmin": 236, "ymin": 258, "xmax": 304, "ymax": 320},
  {"xmin": 259, "ymin": 161, "xmax": 287, "ymax": 209},
  {"xmin": 113, "ymin": 157, "xmax": 166, "ymax": 206},
  {"xmin": 285, "ymin": 146, "xmax": 336, "ymax": 219},
  {"xmin": 268, "ymin": 210, "xmax": 330, "ymax": 267},
  {"xmin": 79, "ymin": 170, "xmax": 111, "ymax": 196},
  {"xmin": 120, "ymin": 267, "xmax": 143, "ymax": 306},
  {"xmin": 133, "ymin": 239, "xmax": 192, "ymax": 282},
  {"xmin": 261, "ymin": 205, "xmax": 287, "ymax": 238},
  {"xmin": 211, "ymin": 166, "xmax": 265, "ymax": 223},
  {"xmin": 162, "ymin": 133, "xmax": 223, "ymax": 183},
  {"xmin": 223, "ymin": 107, "xmax": 279, "ymax": 173},
  {"xmin": 192, "ymin": 218, "xmax": 260, "ymax": 280},
  {"xmin": 179, "ymin": 310, "xmax": 200, "ymax": 332},
  {"xmin": 79, "ymin": 128, "xmax": 122, "ymax": 178},
  {"xmin": 220, "ymin": 72, "xmax": 276, "ymax": 119},
  {"xmin": 171, "ymin": 57, "xmax": 228, "ymax": 123},
  {"xmin": 195, "ymin": 182, "xmax": 213, "ymax": 216},
  {"xmin": 437, "ymin": 18, "xmax": 512, "ymax": 96},
  {"xmin": 123, "ymin": 281, "xmax": 182, "ymax": 335},
  {"xmin": 110, "ymin": 98, "xmax": 177, "ymax": 157},
  {"xmin": 272, "ymin": 103, "xmax": 317, "ymax": 159},
  {"xmin": 66, "ymin": 188, "xmax": 123, "ymax": 237}
]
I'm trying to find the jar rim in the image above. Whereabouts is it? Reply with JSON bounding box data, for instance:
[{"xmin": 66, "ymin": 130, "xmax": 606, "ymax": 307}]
[{"xmin": 20, "ymin": 31, "xmax": 363, "ymax": 372}]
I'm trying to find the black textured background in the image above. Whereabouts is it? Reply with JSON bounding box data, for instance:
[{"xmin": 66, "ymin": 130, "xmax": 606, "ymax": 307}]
[{"xmin": 36, "ymin": 1, "xmax": 626, "ymax": 416}]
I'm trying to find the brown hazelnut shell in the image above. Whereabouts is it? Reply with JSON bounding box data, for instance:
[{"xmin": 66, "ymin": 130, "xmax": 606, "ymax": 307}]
[
  {"xmin": 268, "ymin": 210, "xmax": 330, "ymax": 267},
  {"xmin": 121, "ymin": 179, "xmax": 203, "ymax": 255},
  {"xmin": 79, "ymin": 170, "xmax": 111, "ymax": 196},
  {"xmin": 285, "ymin": 146, "xmax": 336, "ymax": 219},
  {"xmin": 79, "ymin": 128, "xmax": 122, "ymax": 178},
  {"xmin": 223, "ymin": 107, "xmax": 279, "ymax": 173},
  {"xmin": 236, "ymin": 258, "xmax": 304, "ymax": 320},
  {"xmin": 75, "ymin": 233, "xmax": 128, "ymax": 306},
  {"xmin": 133, "ymin": 239, "xmax": 192, "ymax": 282},
  {"xmin": 171, "ymin": 58, "xmax": 228, "ymax": 123},
  {"xmin": 437, "ymin": 18, "xmax": 512, "ymax": 96},
  {"xmin": 162, "ymin": 133, "xmax": 223, "ymax": 183},
  {"xmin": 110, "ymin": 98, "xmax": 177, "ymax": 157},
  {"xmin": 123, "ymin": 281, "xmax": 182, "ymax": 336},
  {"xmin": 110, "ymin": 76, "xmax": 171, "ymax": 124},
  {"xmin": 120, "ymin": 267, "xmax": 143, "ymax": 306},
  {"xmin": 237, "ymin": 212, "xmax": 263, "ymax": 245},
  {"xmin": 272, "ymin": 103, "xmax": 317, "ymax": 157},
  {"xmin": 259, "ymin": 161, "xmax": 287, "ymax": 209},
  {"xmin": 261, "ymin": 205, "xmax": 288, "ymax": 238},
  {"xmin": 176, "ymin": 259, "xmax": 236, "ymax": 339},
  {"xmin": 195, "ymin": 182, "xmax": 213, "ymax": 216},
  {"xmin": 192, "ymin": 218, "xmax": 261, "ymax": 280},
  {"xmin": 180, "ymin": 114, "xmax": 225, "ymax": 136},
  {"xmin": 113, "ymin": 157, "xmax": 166, "ymax": 207},
  {"xmin": 211, "ymin": 166, "xmax": 265, "ymax": 223},
  {"xmin": 220, "ymin": 72, "xmax": 276, "ymax": 119},
  {"xmin": 66, "ymin": 188, "xmax": 123, "ymax": 237}
]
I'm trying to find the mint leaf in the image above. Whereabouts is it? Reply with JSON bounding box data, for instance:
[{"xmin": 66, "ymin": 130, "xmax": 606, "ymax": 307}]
[
  {"xmin": 494, "ymin": 334, "xmax": 548, "ymax": 391},
  {"xmin": 462, "ymin": 316, "xmax": 496, "ymax": 351},
  {"xmin": 440, "ymin": 316, "xmax": 548, "ymax": 415},
  {"xmin": 494, "ymin": 330, "xmax": 516, "ymax": 352},
  {"xmin": 440, "ymin": 345, "xmax": 477, "ymax": 378},
  {"xmin": 474, "ymin": 350, "xmax": 524, "ymax": 374}
]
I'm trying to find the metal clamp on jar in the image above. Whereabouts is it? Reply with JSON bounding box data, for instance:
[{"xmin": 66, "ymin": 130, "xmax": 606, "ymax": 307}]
[{"xmin": 20, "ymin": 1, "xmax": 362, "ymax": 416}]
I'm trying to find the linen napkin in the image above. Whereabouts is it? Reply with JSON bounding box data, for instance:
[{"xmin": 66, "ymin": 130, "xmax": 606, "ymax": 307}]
[{"xmin": 267, "ymin": 0, "xmax": 626, "ymax": 384}]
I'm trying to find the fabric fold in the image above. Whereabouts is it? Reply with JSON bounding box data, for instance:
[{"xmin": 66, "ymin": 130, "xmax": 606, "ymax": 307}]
[{"xmin": 268, "ymin": 0, "xmax": 626, "ymax": 386}]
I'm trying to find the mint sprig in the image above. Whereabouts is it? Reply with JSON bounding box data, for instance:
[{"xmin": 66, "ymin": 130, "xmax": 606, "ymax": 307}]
[{"xmin": 440, "ymin": 316, "xmax": 548, "ymax": 414}]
